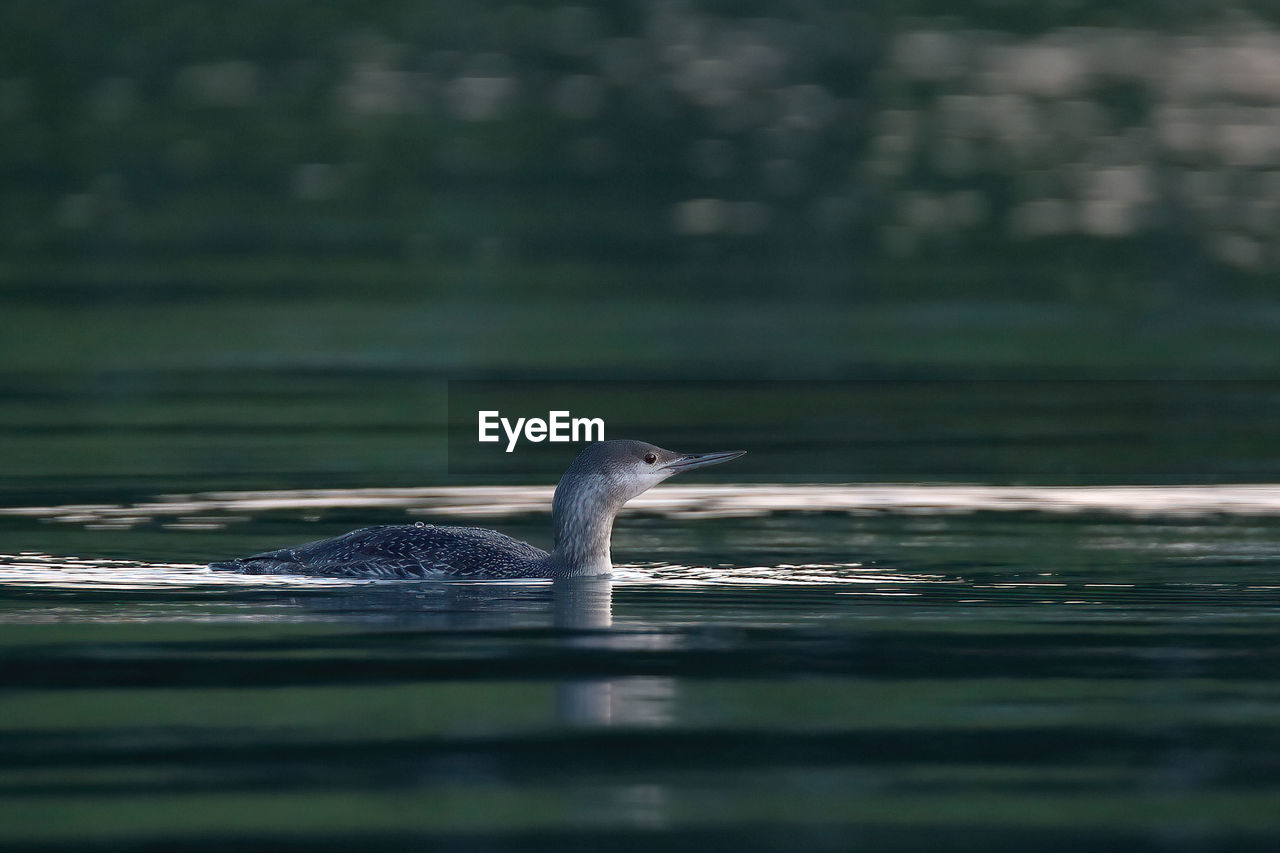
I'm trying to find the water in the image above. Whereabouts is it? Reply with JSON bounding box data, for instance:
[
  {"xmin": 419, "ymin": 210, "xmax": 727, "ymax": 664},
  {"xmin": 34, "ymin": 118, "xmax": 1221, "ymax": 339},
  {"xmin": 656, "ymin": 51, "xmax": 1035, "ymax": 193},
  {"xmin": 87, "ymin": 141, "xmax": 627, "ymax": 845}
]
[
  {"xmin": 7, "ymin": 3, "xmax": 1280, "ymax": 848},
  {"xmin": 2, "ymin": 487, "xmax": 1278, "ymax": 851}
]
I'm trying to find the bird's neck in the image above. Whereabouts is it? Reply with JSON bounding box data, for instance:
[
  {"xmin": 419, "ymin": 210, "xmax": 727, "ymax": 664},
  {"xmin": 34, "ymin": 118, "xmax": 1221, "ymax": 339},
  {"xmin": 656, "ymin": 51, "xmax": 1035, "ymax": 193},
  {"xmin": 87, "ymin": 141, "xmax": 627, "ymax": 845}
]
[{"xmin": 550, "ymin": 475, "xmax": 624, "ymax": 576}]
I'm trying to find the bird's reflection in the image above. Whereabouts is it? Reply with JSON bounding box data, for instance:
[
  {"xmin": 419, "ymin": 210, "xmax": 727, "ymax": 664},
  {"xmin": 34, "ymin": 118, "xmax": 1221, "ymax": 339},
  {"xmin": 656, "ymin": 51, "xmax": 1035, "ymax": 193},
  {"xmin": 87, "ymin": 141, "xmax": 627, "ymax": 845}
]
[
  {"xmin": 295, "ymin": 576, "xmax": 673, "ymax": 727},
  {"xmin": 551, "ymin": 577, "xmax": 675, "ymax": 727},
  {"xmin": 552, "ymin": 576, "xmax": 613, "ymax": 629},
  {"xmin": 554, "ymin": 577, "xmax": 614, "ymax": 724}
]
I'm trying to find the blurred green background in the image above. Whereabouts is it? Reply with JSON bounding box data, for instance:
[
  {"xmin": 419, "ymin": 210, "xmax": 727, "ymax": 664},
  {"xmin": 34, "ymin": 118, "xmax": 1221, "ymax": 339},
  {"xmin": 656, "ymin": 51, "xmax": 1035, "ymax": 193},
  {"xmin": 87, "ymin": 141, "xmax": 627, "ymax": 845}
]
[{"xmin": 2, "ymin": 1, "xmax": 1280, "ymax": 499}]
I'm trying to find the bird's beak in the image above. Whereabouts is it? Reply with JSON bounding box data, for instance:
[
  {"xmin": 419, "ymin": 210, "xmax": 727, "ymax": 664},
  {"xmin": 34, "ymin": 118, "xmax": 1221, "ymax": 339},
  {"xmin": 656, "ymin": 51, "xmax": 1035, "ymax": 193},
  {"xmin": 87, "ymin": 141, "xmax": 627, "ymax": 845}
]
[{"xmin": 663, "ymin": 450, "xmax": 746, "ymax": 472}]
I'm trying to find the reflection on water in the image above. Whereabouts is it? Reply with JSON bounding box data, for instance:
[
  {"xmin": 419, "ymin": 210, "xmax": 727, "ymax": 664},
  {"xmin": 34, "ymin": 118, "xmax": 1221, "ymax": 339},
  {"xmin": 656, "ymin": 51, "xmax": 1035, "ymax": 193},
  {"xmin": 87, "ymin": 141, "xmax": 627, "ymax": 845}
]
[
  {"xmin": 4, "ymin": 483, "xmax": 1280, "ymax": 531},
  {"xmin": 2, "ymin": 487, "xmax": 1280, "ymax": 848},
  {"xmin": 0, "ymin": 552, "xmax": 369, "ymax": 591},
  {"xmin": 0, "ymin": 552, "xmax": 941, "ymax": 592},
  {"xmin": 552, "ymin": 578, "xmax": 677, "ymax": 729}
]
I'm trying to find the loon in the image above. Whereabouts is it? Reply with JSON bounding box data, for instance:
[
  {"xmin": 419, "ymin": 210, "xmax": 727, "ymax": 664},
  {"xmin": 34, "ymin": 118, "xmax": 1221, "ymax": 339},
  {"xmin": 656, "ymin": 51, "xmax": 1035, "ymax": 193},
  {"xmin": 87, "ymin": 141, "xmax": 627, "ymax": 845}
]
[{"xmin": 209, "ymin": 440, "xmax": 744, "ymax": 579}]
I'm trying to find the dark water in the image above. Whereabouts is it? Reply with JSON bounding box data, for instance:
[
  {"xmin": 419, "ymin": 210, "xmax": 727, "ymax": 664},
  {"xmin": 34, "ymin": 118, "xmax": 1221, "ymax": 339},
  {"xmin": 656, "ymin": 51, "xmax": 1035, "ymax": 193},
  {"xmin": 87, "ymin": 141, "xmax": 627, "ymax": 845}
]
[
  {"xmin": 2, "ymin": 491, "xmax": 1279, "ymax": 851},
  {"xmin": 5, "ymin": 4, "xmax": 1280, "ymax": 847}
]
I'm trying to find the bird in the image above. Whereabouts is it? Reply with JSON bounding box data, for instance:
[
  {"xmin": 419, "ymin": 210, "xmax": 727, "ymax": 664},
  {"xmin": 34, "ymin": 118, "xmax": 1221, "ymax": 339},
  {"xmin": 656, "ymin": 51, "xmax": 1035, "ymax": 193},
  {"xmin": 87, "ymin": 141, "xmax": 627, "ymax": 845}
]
[{"xmin": 209, "ymin": 440, "xmax": 745, "ymax": 579}]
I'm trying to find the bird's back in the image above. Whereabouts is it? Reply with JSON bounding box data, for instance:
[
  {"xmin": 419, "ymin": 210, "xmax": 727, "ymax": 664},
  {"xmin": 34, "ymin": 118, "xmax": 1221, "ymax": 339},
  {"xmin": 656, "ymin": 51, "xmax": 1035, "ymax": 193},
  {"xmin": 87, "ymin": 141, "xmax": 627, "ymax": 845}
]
[{"xmin": 210, "ymin": 524, "xmax": 550, "ymax": 579}]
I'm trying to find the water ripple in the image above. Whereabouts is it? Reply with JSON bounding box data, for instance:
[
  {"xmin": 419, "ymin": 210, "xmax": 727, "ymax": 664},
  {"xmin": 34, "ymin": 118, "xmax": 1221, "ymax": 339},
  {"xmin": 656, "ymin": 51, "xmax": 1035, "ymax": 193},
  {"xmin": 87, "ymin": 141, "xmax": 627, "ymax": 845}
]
[
  {"xmin": 612, "ymin": 563, "xmax": 952, "ymax": 588},
  {"xmin": 0, "ymin": 552, "xmax": 373, "ymax": 591},
  {"xmin": 0, "ymin": 553, "xmax": 945, "ymax": 592}
]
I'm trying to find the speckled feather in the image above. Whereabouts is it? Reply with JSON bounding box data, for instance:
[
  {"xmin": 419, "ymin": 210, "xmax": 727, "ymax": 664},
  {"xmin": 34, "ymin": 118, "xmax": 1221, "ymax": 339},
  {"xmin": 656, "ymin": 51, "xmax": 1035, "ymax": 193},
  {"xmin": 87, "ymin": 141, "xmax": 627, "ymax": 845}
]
[{"xmin": 210, "ymin": 524, "xmax": 551, "ymax": 579}]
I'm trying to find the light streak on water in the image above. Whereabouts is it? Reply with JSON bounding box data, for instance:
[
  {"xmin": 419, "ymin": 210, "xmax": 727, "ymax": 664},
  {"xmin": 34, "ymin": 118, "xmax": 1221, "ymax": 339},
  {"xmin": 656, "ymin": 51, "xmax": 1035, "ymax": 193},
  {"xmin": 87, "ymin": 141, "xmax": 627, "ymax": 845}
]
[
  {"xmin": 2, "ymin": 485, "xmax": 1278, "ymax": 594},
  {"xmin": 3, "ymin": 484, "xmax": 1280, "ymax": 528},
  {"xmin": 0, "ymin": 552, "xmax": 938, "ymax": 592}
]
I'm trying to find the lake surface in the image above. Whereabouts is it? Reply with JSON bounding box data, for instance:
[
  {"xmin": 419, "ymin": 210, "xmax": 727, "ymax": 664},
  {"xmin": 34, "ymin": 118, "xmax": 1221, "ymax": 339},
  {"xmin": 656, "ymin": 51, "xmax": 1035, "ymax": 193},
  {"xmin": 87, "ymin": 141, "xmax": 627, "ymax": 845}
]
[
  {"xmin": 2, "ymin": 486, "xmax": 1278, "ymax": 851},
  {"xmin": 6, "ymin": 3, "xmax": 1280, "ymax": 849}
]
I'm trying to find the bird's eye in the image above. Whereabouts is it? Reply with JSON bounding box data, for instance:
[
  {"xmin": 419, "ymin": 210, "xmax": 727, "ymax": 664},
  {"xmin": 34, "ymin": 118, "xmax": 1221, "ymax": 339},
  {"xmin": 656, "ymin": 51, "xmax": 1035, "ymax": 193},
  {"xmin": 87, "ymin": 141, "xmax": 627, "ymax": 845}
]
[{"xmin": 644, "ymin": 453, "xmax": 657, "ymax": 464}]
